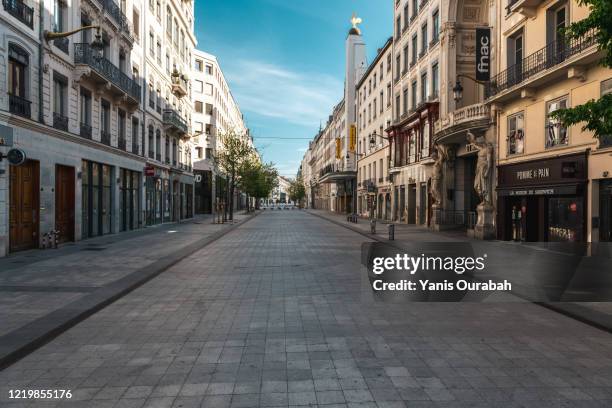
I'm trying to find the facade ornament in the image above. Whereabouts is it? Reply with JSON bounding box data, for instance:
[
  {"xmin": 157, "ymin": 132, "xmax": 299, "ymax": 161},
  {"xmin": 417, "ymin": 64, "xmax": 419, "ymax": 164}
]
[
  {"xmin": 350, "ymin": 13, "xmax": 362, "ymax": 34},
  {"xmin": 431, "ymin": 143, "xmax": 448, "ymax": 206},
  {"xmin": 467, "ymin": 131, "xmax": 493, "ymax": 205}
]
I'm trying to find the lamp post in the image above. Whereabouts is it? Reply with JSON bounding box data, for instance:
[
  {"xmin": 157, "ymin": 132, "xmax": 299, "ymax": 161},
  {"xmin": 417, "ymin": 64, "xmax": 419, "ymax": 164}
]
[
  {"xmin": 452, "ymin": 74, "xmax": 487, "ymax": 104},
  {"xmin": 44, "ymin": 24, "xmax": 102, "ymax": 44}
]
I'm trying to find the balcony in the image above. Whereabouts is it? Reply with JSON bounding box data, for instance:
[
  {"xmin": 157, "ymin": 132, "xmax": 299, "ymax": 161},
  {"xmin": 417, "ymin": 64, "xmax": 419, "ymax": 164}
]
[
  {"xmin": 8, "ymin": 93, "xmax": 31, "ymax": 119},
  {"xmin": 99, "ymin": 0, "xmax": 133, "ymax": 41},
  {"xmin": 3, "ymin": 0, "xmax": 33, "ymax": 29},
  {"xmin": 74, "ymin": 43, "xmax": 141, "ymax": 106},
  {"xmin": 505, "ymin": 0, "xmax": 542, "ymax": 17},
  {"xmin": 434, "ymin": 103, "xmax": 490, "ymax": 143},
  {"xmin": 53, "ymin": 113, "xmax": 68, "ymax": 131},
  {"xmin": 100, "ymin": 130, "xmax": 111, "ymax": 146},
  {"xmin": 148, "ymin": 150, "xmax": 154, "ymax": 159},
  {"xmin": 80, "ymin": 123, "xmax": 92, "ymax": 139},
  {"xmin": 163, "ymin": 109, "xmax": 188, "ymax": 136},
  {"xmin": 171, "ymin": 74, "xmax": 188, "ymax": 98},
  {"xmin": 118, "ymin": 137, "xmax": 127, "ymax": 151},
  {"xmin": 486, "ymin": 29, "xmax": 598, "ymax": 101}
]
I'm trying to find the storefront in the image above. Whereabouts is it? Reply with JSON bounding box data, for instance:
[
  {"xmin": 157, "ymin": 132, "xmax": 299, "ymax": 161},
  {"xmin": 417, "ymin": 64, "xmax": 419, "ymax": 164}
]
[
  {"xmin": 195, "ymin": 170, "xmax": 213, "ymax": 214},
  {"xmin": 600, "ymin": 180, "xmax": 612, "ymax": 242},
  {"xmin": 497, "ymin": 152, "xmax": 588, "ymax": 242},
  {"xmin": 119, "ymin": 168, "xmax": 142, "ymax": 232},
  {"xmin": 81, "ymin": 160, "xmax": 113, "ymax": 238}
]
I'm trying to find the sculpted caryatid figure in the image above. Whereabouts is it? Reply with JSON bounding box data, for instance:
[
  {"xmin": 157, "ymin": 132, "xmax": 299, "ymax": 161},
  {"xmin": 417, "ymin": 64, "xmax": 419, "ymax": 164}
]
[
  {"xmin": 467, "ymin": 131, "xmax": 494, "ymax": 205},
  {"xmin": 431, "ymin": 143, "xmax": 447, "ymax": 206}
]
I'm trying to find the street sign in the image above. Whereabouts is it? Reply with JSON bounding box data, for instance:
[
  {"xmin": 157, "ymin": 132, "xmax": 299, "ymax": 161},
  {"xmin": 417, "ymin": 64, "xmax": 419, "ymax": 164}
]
[
  {"xmin": 476, "ymin": 27, "xmax": 491, "ymax": 81},
  {"xmin": 0, "ymin": 125, "xmax": 14, "ymax": 147},
  {"xmin": 144, "ymin": 165, "xmax": 155, "ymax": 177}
]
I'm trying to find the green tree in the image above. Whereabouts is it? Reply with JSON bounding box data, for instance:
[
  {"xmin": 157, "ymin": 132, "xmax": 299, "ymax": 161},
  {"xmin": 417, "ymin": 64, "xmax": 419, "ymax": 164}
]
[
  {"xmin": 239, "ymin": 160, "xmax": 279, "ymax": 211},
  {"xmin": 550, "ymin": 1, "xmax": 612, "ymax": 139},
  {"xmin": 214, "ymin": 130, "xmax": 255, "ymax": 221},
  {"xmin": 288, "ymin": 176, "xmax": 306, "ymax": 207}
]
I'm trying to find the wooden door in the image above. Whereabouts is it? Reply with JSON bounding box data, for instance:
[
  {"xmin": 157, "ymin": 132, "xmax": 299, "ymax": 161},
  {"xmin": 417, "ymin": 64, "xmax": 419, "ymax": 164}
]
[
  {"xmin": 55, "ymin": 165, "xmax": 75, "ymax": 242},
  {"xmin": 9, "ymin": 160, "xmax": 39, "ymax": 252}
]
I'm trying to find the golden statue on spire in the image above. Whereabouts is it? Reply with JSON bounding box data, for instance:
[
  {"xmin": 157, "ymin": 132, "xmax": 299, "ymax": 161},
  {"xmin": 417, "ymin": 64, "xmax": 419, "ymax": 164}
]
[{"xmin": 350, "ymin": 13, "xmax": 362, "ymax": 35}]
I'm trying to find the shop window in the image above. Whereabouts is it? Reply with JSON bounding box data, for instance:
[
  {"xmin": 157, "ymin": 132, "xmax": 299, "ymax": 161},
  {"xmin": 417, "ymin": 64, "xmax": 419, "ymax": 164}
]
[
  {"xmin": 600, "ymin": 78, "xmax": 612, "ymax": 148},
  {"xmin": 507, "ymin": 112, "xmax": 524, "ymax": 155},
  {"xmin": 546, "ymin": 96, "xmax": 568, "ymax": 148},
  {"xmin": 548, "ymin": 197, "xmax": 583, "ymax": 242}
]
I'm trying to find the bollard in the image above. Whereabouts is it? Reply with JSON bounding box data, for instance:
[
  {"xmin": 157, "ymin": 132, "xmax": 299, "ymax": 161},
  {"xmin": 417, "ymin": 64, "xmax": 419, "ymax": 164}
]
[
  {"xmin": 388, "ymin": 224, "xmax": 395, "ymax": 240},
  {"xmin": 370, "ymin": 219, "xmax": 376, "ymax": 234},
  {"xmin": 53, "ymin": 230, "xmax": 60, "ymax": 248},
  {"xmin": 41, "ymin": 233, "xmax": 48, "ymax": 249}
]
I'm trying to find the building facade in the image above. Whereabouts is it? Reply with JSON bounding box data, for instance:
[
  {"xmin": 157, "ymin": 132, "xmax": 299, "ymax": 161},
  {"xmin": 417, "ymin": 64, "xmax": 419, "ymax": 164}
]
[
  {"xmin": 190, "ymin": 49, "xmax": 248, "ymax": 216},
  {"xmin": 487, "ymin": 0, "xmax": 610, "ymax": 243},
  {"xmin": 0, "ymin": 0, "xmax": 196, "ymax": 257},
  {"xmin": 387, "ymin": 0, "xmax": 441, "ymax": 226},
  {"xmin": 356, "ymin": 37, "xmax": 394, "ymax": 220}
]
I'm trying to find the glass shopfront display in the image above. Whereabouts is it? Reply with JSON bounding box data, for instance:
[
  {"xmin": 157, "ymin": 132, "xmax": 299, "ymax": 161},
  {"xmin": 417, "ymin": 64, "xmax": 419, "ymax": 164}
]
[
  {"xmin": 601, "ymin": 180, "xmax": 612, "ymax": 242},
  {"xmin": 81, "ymin": 160, "xmax": 113, "ymax": 238},
  {"xmin": 119, "ymin": 169, "xmax": 141, "ymax": 232},
  {"xmin": 497, "ymin": 153, "xmax": 587, "ymax": 242}
]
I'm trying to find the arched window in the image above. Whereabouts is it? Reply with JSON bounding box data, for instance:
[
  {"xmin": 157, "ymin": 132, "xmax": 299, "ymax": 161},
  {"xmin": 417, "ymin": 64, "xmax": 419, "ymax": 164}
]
[{"xmin": 8, "ymin": 43, "xmax": 30, "ymax": 118}]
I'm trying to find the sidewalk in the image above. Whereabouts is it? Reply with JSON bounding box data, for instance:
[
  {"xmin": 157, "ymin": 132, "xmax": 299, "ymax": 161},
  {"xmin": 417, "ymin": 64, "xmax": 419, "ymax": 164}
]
[
  {"xmin": 0, "ymin": 211, "xmax": 258, "ymax": 369},
  {"xmin": 307, "ymin": 208, "xmax": 612, "ymax": 334}
]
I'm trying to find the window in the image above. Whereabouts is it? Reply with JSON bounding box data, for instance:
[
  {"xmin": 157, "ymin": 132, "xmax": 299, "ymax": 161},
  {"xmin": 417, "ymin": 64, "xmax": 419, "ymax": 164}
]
[
  {"xmin": 194, "ymin": 121, "xmax": 203, "ymax": 132},
  {"xmin": 195, "ymin": 59, "xmax": 203, "ymax": 72},
  {"xmin": 206, "ymin": 64, "xmax": 213, "ymax": 74},
  {"xmin": 196, "ymin": 147, "xmax": 203, "ymax": 159},
  {"xmin": 396, "ymin": 16, "xmax": 401, "ymax": 38},
  {"xmin": 402, "ymin": 89, "xmax": 408, "ymax": 114},
  {"xmin": 403, "ymin": 45, "xmax": 408, "ymax": 73},
  {"xmin": 166, "ymin": 7, "xmax": 172, "ymax": 36},
  {"xmin": 149, "ymin": 31, "xmax": 155, "ymax": 56},
  {"xmin": 195, "ymin": 101, "xmax": 203, "ymax": 113},
  {"xmin": 205, "ymin": 103, "xmax": 213, "ymax": 115},
  {"xmin": 380, "ymin": 91, "xmax": 384, "ymax": 113},
  {"xmin": 508, "ymin": 30, "xmax": 524, "ymax": 84},
  {"xmin": 194, "ymin": 80, "xmax": 203, "ymax": 93},
  {"xmin": 411, "ymin": 35, "xmax": 417, "ymax": 64},
  {"xmin": 412, "ymin": 0, "xmax": 418, "ymax": 17},
  {"xmin": 421, "ymin": 72, "xmax": 428, "ymax": 102},
  {"xmin": 80, "ymin": 87, "xmax": 91, "ymax": 126},
  {"xmin": 118, "ymin": 109, "xmax": 126, "ymax": 146},
  {"xmin": 411, "ymin": 81, "xmax": 417, "ymax": 109},
  {"xmin": 395, "ymin": 54, "xmax": 401, "ymax": 79},
  {"xmin": 432, "ymin": 10, "xmax": 440, "ymax": 43},
  {"xmin": 156, "ymin": 41, "xmax": 161, "ymax": 64},
  {"xmin": 387, "ymin": 83, "xmax": 392, "ymax": 106},
  {"xmin": 100, "ymin": 100, "xmax": 110, "ymax": 134},
  {"xmin": 600, "ymin": 79, "xmax": 612, "ymax": 148},
  {"xmin": 421, "ymin": 24, "xmax": 428, "ymax": 55},
  {"xmin": 387, "ymin": 54, "xmax": 392, "ymax": 72},
  {"xmin": 205, "ymin": 148, "xmax": 213, "ymax": 159},
  {"xmin": 395, "ymin": 94, "xmax": 401, "ymax": 118},
  {"xmin": 205, "ymin": 124, "xmax": 212, "ymax": 135},
  {"xmin": 156, "ymin": 0, "xmax": 161, "ymax": 19},
  {"xmin": 546, "ymin": 97, "xmax": 569, "ymax": 148},
  {"xmin": 403, "ymin": 4, "xmax": 409, "ymax": 30},
  {"xmin": 148, "ymin": 126, "xmax": 154, "ymax": 157},
  {"xmin": 205, "ymin": 83, "xmax": 213, "ymax": 96},
  {"xmin": 53, "ymin": 72, "xmax": 68, "ymax": 128},
  {"xmin": 507, "ymin": 112, "xmax": 525, "ymax": 155},
  {"xmin": 8, "ymin": 43, "xmax": 29, "ymax": 117},
  {"xmin": 432, "ymin": 63, "xmax": 439, "ymax": 97}
]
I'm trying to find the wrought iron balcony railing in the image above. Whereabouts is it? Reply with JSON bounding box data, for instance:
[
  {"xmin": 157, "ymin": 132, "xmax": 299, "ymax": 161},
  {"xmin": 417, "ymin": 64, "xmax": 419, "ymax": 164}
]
[
  {"xmin": 53, "ymin": 112, "xmax": 68, "ymax": 131},
  {"xmin": 74, "ymin": 43, "xmax": 141, "ymax": 102},
  {"xmin": 132, "ymin": 141, "xmax": 139, "ymax": 154},
  {"xmin": 486, "ymin": 29, "xmax": 597, "ymax": 99},
  {"xmin": 80, "ymin": 123, "xmax": 92, "ymax": 139},
  {"xmin": 100, "ymin": 130, "xmax": 111, "ymax": 146},
  {"xmin": 8, "ymin": 93, "xmax": 31, "ymax": 118},
  {"xmin": 3, "ymin": 0, "xmax": 33, "ymax": 29},
  {"xmin": 102, "ymin": 0, "xmax": 133, "ymax": 40},
  {"xmin": 162, "ymin": 109, "xmax": 188, "ymax": 134},
  {"xmin": 148, "ymin": 150, "xmax": 154, "ymax": 159}
]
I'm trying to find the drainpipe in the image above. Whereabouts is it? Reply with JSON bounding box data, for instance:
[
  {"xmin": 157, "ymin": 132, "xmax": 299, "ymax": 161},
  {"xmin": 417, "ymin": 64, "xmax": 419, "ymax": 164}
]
[{"xmin": 38, "ymin": 1, "xmax": 44, "ymax": 123}]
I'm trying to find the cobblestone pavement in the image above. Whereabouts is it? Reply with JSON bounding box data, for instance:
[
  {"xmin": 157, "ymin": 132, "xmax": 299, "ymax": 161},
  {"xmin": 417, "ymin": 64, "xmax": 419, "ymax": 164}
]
[{"xmin": 2, "ymin": 211, "xmax": 612, "ymax": 408}]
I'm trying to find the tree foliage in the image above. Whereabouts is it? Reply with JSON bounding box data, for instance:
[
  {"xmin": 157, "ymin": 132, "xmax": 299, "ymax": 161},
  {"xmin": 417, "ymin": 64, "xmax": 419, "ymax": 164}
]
[
  {"xmin": 550, "ymin": 0, "xmax": 612, "ymax": 139},
  {"xmin": 214, "ymin": 130, "xmax": 256, "ymax": 220},
  {"xmin": 239, "ymin": 160, "xmax": 279, "ymax": 209},
  {"xmin": 288, "ymin": 176, "xmax": 306, "ymax": 207}
]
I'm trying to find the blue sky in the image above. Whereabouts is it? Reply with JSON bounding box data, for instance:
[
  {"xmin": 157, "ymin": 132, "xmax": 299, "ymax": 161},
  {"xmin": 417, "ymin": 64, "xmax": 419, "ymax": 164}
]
[{"xmin": 194, "ymin": 0, "xmax": 393, "ymax": 178}]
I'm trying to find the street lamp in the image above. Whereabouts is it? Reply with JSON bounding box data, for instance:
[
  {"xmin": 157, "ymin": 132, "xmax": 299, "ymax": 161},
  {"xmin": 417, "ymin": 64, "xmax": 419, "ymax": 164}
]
[
  {"xmin": 453, "ymin": 74, "xmax": 487, "ymax": 103},
  {"xmin": 369, "ymin": 131, "xmax": 389, "ymax": 150},
  {"xmin": 44, "ymin": 24, "xmax": 101, "ymax": 43}
]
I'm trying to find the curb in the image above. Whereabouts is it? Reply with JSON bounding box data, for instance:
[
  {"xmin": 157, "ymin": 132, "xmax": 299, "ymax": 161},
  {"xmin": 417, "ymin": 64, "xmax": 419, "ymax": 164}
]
[
  {"xmin": 306, "ymin": 210, "xmax": 612, "ymax": 335},
  {"xmin": 0, "ymin": 211, "xmax": 260, "ymax": 371}
]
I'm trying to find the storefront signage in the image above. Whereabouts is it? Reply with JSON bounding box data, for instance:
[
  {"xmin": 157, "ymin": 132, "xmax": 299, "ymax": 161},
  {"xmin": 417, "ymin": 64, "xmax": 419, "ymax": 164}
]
[
  {"xmin": 498, "ymin": 153, "xmax": 586, "ymax": 188},
  {"xmin": 475, "ymin": 27, "xmax": 491, "ymax": 81},
  {"xmin": 144, "ymin": 166, "xmax": 155, "ymax": 177},
  {"xmin": 0, "ymin": 125, "xmax": 13, "ymax": 147},
  {"xmin": 516, "ymin": 167, "xmax": 550, "ymax": 181}
]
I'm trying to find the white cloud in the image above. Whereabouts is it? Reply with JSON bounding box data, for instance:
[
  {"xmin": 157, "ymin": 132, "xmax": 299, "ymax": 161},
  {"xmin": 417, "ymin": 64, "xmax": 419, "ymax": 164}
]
[{"xmin": 225, "ymin": 59, "xmax": 343, "ymax": 127}]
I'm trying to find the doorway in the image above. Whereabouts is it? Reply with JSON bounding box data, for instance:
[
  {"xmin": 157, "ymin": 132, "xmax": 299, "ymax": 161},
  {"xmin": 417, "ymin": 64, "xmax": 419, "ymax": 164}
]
[
  {"xmin": 601, "ymin": 181, "xmax": 612, "ymax": 242},
  {"xmin": 419, "ymin": 183, "xmax": 427, "ymax": 225},
  {"xmin": 55, "ymin": 165, "xmax": 75, "ymax": 243},
  {"xmin": 407, "ymin": 184, "xmax": 416, "ymax": 224},
  {"xmin": 9, "ymin": 160, "xmax": 40, "ymax": 252}
]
